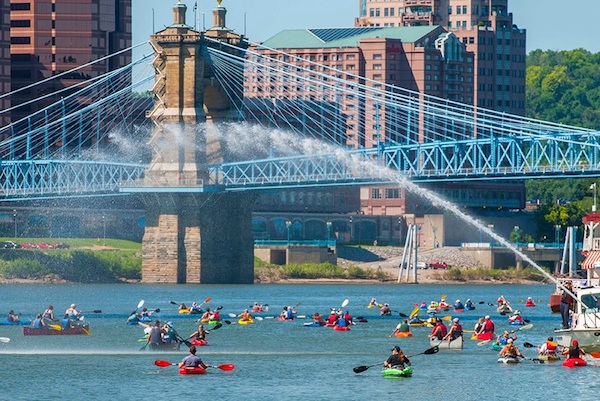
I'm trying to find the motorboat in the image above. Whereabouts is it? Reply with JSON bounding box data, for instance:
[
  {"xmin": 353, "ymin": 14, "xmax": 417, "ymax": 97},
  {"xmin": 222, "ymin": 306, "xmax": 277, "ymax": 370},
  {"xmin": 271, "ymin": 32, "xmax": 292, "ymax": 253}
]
[{"xmin": 554, "ymin": 285, "xmax": 600, "ymax": 352}]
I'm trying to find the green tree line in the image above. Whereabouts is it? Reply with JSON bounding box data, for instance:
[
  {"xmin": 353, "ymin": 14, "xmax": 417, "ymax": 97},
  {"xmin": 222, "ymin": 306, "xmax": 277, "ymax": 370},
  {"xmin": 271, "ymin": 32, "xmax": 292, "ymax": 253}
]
[{"xmin": 525, "ymin": 48, "xmax": 600, "ymax": 241}]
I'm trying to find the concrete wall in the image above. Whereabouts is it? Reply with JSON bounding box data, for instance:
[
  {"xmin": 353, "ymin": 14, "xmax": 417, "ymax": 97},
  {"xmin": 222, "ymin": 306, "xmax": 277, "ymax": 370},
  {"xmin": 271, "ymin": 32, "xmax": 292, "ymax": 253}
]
[{"xmin": 255, "ymin": 245, "xmax": 337, "ymax": 265}]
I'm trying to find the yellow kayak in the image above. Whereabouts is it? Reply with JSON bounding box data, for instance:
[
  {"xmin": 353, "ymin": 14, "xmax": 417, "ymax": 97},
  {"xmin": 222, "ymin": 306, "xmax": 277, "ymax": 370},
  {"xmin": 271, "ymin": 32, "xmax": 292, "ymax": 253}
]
[{"xmin": 238, "ymin": 318, "xmax": 254, "ymax": 325}]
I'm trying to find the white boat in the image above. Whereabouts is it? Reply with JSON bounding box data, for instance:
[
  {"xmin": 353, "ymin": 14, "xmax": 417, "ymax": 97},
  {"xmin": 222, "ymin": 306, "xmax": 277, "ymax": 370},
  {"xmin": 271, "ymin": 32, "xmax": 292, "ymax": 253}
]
[
  {"xmin": 554, "ymin": 285, "xmax": 600, "ymax": 352},
  {"xmin": 429, "ymin": 335, "xmax": 463, "ymax": 350},
  {"xmin": 554, "ymin": 213, "xmax": 600, "ymax": 352}
]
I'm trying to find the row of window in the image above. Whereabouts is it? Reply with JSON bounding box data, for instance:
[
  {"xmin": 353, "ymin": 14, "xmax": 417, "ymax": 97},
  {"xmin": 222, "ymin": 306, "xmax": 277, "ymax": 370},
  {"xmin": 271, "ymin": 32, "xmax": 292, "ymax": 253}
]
[{"xmin": 371, "ymin": 188, "xmax": 400, "ymax": 199}]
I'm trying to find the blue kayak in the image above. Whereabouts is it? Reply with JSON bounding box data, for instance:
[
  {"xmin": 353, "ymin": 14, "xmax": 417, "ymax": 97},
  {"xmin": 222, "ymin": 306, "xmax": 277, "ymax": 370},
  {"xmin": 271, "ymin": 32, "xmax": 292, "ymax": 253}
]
[{"xmin": 0, "ymin": 320, "xmax": 30, "ymax": 326}]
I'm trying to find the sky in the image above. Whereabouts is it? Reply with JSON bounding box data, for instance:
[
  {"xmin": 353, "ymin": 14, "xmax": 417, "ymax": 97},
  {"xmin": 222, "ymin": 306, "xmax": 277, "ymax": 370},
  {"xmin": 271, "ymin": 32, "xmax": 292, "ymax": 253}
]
[{"xmin": 132, "ymin": 0, "xmax": 600, "ymax": 54}]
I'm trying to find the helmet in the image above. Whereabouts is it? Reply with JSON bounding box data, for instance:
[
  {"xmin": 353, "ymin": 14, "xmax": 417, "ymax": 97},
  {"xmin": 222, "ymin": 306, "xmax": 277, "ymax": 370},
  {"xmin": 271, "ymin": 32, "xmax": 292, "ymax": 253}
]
[
  {"xmin": 453, "ymin": 318, "xmax": 459, "ymax": 323},
  {"xmin": 456, "ymin": 300, "xmax": 460, "ymax": 303},
  {"xmin": 572, "ymin": 340, "xmax": 579, "ymax": 346},
  {"xmin": 485, "ymin": 315, "xmax": 490, "ymax": 319},
  {"xmin": 392, "ymin": 346, "xmax": 401, "ymax": 352}
]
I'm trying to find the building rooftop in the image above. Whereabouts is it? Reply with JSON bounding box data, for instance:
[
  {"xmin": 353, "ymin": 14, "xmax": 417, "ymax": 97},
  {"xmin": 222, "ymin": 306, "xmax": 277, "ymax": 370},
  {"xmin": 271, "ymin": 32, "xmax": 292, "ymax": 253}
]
[{"xmin": 259, "ymin": 26, "xmax": 442, "ymax": 49}]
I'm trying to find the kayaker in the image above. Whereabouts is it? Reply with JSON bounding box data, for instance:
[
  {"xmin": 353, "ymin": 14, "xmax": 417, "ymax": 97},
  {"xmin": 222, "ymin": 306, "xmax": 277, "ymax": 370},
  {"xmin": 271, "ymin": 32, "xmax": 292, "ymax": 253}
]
[
  {"xmin": 190, "ymin": 302, "xmax": 202, "ymax": 314},
  {"xmin": 178, "ymin": 303, "xmax": 189, "ymax": 313},
  {"xmin": 326, "ymin": 311, "xmax": 337, "ymax": 325},
  {"xmin": 508, "ymin": 310, "xmax": 525, "ymax": 325},
  {"xmin": 476, "ymin": 315, "xmax": 495, "ymax": 337},
  {"xmin": 464, "ymin": 299, "xmax": 475, "ymax": 310},
  {"xmin": 496, "ymin": 330, "xmax": 517, "ymax": 346},
  {"xmin": 525, "ymin": 297, "xmax": 536, "ymax": 307},
  {"xmin": 201, "ymin": 307, "xmax": 213, "ymax": 322},
  {"xmin": 140, "ymin": 308, "xmax": 153, "ymax": 319},
  {"xmin": 42, "ymin": 305, "xmax": 55, "ymax": 321},
  {"xmin": 538, "ymin": 336, "xmax": 558, "ymax": 357},
  {"xmin": 211, "ymin": 309, "xmax": 221, "ymax": 322},
  {"xmin": 343, "ymin": 310, "xmax": 353, "ymax": 325},
  {"xmin": 429, "ymin": 318, "xmax": 448, "ymax": 340},
  {"xmin": 251, "ymin": 302, "xmax": 264, "ymax": 312},
  {"xmin": 148, "ymin": 320, "xmax": 163, "ymax": 349},
  {"xmin": 368, "ymin": 298, "xmax": 377, "ymax": 308},
  {"xmin": 239, "ymin": 309, "xmax": 253, "ymax": 321},
  {"xmin": 60, "ymin": 314, "xmax": 74, "ymax": 330},
  {"xmin": 7, "ymin": 310, "xmax": 19, "ymax": 322},
  {"xmin": 443, "ymin": 318, "xmax": 463, "ymax": 341},
  {"xmin": 189, "ymin": 324, "xmax": 210, "ymax": 342},
  {"xmin": 562, "ymin": 339, "xmax": 585, "ymax": 360},
  {"xmin": 454, "ymin": 299, "xmax": 464, "ymax": 310},
  {"xmin": 127, "ymin": 312, "xmax": 140, "ymax": 324},
  {"xmin": 380, "ymin": 303, "xmax": 391, "ymax": 316},
  {"xmin": 473, "ymin": 317, "xmax": 484, "ymax": 334},
  {"xmin": 384, "ymin": 346, "xmax": 411, "ymax": 369},
  {"xmin": 499, "ymin": 339, "xmax": 522, "ymax": 358},
  {"xmin": 179, "ymin": 345, "xmax": 208, "ymax": 369},
  {"xmin": 32, "ymin": 313, "xmax": 47, "ymax": 329},
  {"xmin": 162, "ymin": 321, "xmax": 179, "ymax": 345},
  {"xmin": 394, "ymin": 320, "xmax": 410, "ymax": 334},
  {"xmin": 65, "ymin": 304, "xmax": 81, "ymax": 320},
  {"xmin": 560, "ymin": 282, "xmax": 575, "ymax": 329},
  {"xmin": 312, "ymin": 313, "xmax": 326, "ymax": 326}
]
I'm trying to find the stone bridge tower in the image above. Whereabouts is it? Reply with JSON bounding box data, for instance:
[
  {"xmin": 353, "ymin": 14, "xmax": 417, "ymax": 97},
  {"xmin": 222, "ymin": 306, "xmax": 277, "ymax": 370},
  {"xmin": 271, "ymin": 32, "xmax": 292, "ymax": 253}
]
[{"xmin": 140, "ymin": 0, "xmax": 254, "ymax": 283}]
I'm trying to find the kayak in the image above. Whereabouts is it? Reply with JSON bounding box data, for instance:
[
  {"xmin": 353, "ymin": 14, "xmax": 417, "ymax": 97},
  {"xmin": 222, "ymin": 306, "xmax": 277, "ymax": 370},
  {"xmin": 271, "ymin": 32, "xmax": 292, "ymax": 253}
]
[
  {"xmin": 207, "ymin": 320, "xmax": 221, "ymax": 325},
  {"xmin": 394, "ymin": 331, "xmax": 413, "ymax": 338},
  {"xmin": 471, "ymin": 332, "xmax": 494, "ymax": 341},
  {"xmin": 179, "ymin": 366, "xmax": 207, "ymax": 375},
  {"xmin": 23, "ymin": 325, "xmax": 91, "ymax": 336},
  {"xmin": 563, "ymin": 358, "xmax": 587, "ymax": 367},
  {"xmin": 238, "ymin": 319, "xmax": 254, "ymax": 325},
  {"xmin": 509, "ymin": 320, "xmax": 525, "ymax": 325},
  {"xmin": 538, "ymin": 354, "xmax": 560, "ymax": 361},
  {"xmin": 304, "ymin": 322, "xmax": 325, "ymax": 327},
  {"xmin": 333, "ymin": 325, "xmax": 350, "ymax": 331},
  {"xmin": 497, "ymin": 305, "xmax": 512, "ymax": 315},
  {"xmin": 382, "ymin": 366, "xmax": 412, "ymax": 377},
  {"xmin": 0, "ymin": 320, "xmax": 30, "ymax": 326},
  {"xmin": 497, "ymin": 356, "xmax": 521, "ymax": 364},
  {"xmin": 454, "ymin": 308, "xmax": 464, "ymax": 313},
  {"xmin": 190, "ymin": 339, "xmax": 208, "ymax": 347},
  {"xmin": 179, "ymin": 309, "xmax": 190, "ymax": 314},
  {"xmin": 430, "ymin": 335, "xmax": 463, "ymax": 350},
  {"xmin": 491, "ymin": 343, "xmax": 503, "ymax": 351}
]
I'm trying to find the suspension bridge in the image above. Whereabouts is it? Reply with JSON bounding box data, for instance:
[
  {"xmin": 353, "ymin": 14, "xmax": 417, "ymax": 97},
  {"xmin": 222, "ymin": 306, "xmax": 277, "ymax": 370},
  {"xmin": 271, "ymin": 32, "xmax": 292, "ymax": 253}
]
[{"xmin": 0, "ymin": 2, "xmax": 596, "ymax": 284}]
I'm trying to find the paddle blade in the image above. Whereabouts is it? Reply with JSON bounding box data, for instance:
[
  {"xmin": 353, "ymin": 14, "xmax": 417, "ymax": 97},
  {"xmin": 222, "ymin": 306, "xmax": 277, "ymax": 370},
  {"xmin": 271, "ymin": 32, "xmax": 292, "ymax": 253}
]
[
  {"xmin": 589, "ymin": 352, "xmax": 600, "ymax": 358},
  {"xmin": 518, "ymin": 323, "xmax": 533, "ymax": 331},
  {"xmin": 0, "ymin": 337, "xmax": 10, "ymax": 343},
  {"xmin": 353, "ymin": 365, "xmax": 370, "ymax": 373},
  {"xmin": 477, "ymin": 340, "xmax": 491, "ymax": 346},
  {"xmin": 204, "ymin": 297, "xmax": 211, "ymax": 303},
  {"xmin": 170, "ymin": 301, "xmax": 178, "ymax": 305},
  {"xmin": 423, "ymin": 345, "xmax": 439, "ymax": 355},
  {"xmin": 409, "ymin": 306, "xmax": 420, "ymax": 319},
  {"xmin": 255, "ymin": 316, "xmax": 264, "ymax": 321},
  {"xmin": 212, "ymin": 323, "xmax": 223, "ymax": 330},
  {"xmin": 228, "ymin": 313, "xmax": 237, "ymax": 318},
  {"xmin": 442, "ymin": 315, "xmax": 452, "ymax": 321},
  {"xmin": 523, "ymin": 342, "xmax": 535, "ymax": 348},
  {"xmin": 341, "ymin": 299, "xmax": 349, "ymax": 308},
  {"xmin": 215, "ymin": 363, "xmax": 235, "ymax": 371},
  {"xmin": 137, "ymin": 300, "xmax": 144, "ymax": 309},
  {"xmin": 154, "ymin": 359, "xmax": 174, "ymax": 367}
]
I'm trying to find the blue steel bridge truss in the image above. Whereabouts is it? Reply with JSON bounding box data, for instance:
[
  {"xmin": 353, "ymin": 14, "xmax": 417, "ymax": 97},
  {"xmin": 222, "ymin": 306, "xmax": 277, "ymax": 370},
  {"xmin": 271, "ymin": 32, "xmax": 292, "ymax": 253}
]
[{"xmin": 0, "ymin": 39, "xmax": 598, "ymax": 200}]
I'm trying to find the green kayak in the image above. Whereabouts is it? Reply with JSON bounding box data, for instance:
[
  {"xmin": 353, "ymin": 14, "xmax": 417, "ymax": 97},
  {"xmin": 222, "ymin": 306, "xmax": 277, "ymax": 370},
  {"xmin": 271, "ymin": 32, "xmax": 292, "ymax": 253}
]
[{"xmin": 382, "ymin": 366, "xmax": 413, "ymax": 377}]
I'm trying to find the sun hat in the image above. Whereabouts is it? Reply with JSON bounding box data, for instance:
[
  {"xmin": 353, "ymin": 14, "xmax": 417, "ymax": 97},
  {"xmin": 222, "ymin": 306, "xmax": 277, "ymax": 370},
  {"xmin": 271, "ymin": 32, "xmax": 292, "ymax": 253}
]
[
  {"xmin": 485, "ymin": 315, "xmax": 490, "ymax": 319},
  {"xmin": 456, "ymin": 300, "xmax": 460, "ymax": 303},
  {"xmin": 453, "ymin": 318, "xmax": 459, "ymax": 322},
  {"xmin": 167, "ymin": 321, "xmax": 173, "ymax": 327}
]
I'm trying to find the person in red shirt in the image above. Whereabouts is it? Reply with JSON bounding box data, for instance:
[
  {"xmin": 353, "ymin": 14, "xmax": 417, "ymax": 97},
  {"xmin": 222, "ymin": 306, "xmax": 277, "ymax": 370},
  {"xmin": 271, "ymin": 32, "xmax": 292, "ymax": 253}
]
[{"xmin": 429, "ymin": 319, "xmax": 448, "ymax": 340}]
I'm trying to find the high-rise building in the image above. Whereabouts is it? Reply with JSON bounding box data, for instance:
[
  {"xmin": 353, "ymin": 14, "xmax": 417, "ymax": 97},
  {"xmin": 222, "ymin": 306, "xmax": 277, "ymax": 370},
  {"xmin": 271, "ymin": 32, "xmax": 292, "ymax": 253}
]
[
  {"xmin": 9, "ymin": 0, "xmax": 132, "ymax": 123},
  {"xmin": 0, "ymin": 0, "xmax": 10, "ymax": 128},
  {"xmin": 356, "ymin": 0, "xmax": 526, "ymax": 115},
  {"xmin": 247, "ymin": 26, "xmax": 474, "ymax": 149}
]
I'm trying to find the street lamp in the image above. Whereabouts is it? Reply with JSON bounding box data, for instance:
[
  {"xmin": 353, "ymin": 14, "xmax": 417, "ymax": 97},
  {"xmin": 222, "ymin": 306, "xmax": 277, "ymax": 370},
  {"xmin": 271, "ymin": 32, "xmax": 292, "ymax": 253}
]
[
  {"xmin": 285, "ymin": 220, "xmax": 292, "ymax": 246},
  {"xmin": 12, "ymin": 209, "xmax": 16, "ymax": 238},
  {"xmin": 326, "ymin": 221, "xmax": 332, "ymax": 244},
  {"xmin": 514, "ymin": 225, "xmax": 520, "ymax": 247}
]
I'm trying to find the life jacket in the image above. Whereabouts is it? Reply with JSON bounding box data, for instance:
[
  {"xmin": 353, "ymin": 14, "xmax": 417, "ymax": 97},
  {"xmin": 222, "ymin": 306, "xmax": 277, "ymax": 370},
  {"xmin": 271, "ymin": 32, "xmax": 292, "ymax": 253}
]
[
  {"xmin": 337, "ymin": 317, "xmax": 348, "ymax": 327},
  {"xmin": 285, "ymin": 309, "xmax": 294, "ymax": 319},
  {"xmin": 484, "ymin": 320, "xmax": 494, "ymax": 332},
  {"xmin": 546, "ymin": 341, "xmax": 557, "ymax": 354},
  {"xmin": 327, "ymin": 314, "xmax": 337, "ymax": 324}
]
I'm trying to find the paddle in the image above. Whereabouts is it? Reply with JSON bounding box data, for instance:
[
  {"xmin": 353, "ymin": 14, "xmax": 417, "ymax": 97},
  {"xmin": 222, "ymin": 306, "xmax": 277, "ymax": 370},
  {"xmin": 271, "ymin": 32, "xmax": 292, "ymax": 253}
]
[
  {"xmin": 154, "ymin": 360, "xmax": 235, "ymax": 370},
  {"xmin": 0, "ymin": 337, "xmax": 10, "ymax": 343},
  {"xmin": 477, "ymin": 340, "xmax": 491, "ymax": 346},
  {"xmin": 589, "ymin": 352, "xmax": 600, "ymax": 358},
  {"xmin": 517, "ymin": 323, "xmax": 533, "ymax": 331},
  {"xmin": 132, "ymin": 300, "xmax": 144, "ymax": 316},
  {"xmin": 409, "ymin": 306, "xmax": 420, "ymax": 319},
  {"xmin": 519, "ymin": 355, "xmax": 544, "ymax": 364},
  {"xmin": 353, "ymin": 345, "xmax": 439, "ymax": 373},
  {"xmin": 341, "ymin": 299, "xmax": 349, "ymax": 308},
  {"xmin": 80, "ymin": 310, "xmax": 102, "ymax": 314}
]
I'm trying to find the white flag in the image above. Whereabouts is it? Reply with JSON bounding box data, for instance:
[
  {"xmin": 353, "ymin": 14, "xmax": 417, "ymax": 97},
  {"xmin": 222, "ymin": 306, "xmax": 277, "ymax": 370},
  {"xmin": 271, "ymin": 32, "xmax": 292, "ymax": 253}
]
[{"xmin": 591, "ymin": 183, "xmax": 596, "ymax": 190}]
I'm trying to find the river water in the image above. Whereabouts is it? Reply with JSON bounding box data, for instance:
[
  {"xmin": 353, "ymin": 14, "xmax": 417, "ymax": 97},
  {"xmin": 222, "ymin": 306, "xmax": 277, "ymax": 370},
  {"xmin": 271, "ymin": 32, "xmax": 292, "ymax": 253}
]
[{"xmin": 0, "ymin": 283, "xmax": 597, "ymax": 400}]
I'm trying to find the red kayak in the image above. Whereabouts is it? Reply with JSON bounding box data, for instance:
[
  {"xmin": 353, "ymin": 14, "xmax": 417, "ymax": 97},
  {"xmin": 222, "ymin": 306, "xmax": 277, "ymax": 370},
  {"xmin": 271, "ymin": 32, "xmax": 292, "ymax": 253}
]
[
  {"xmin": 191, "ymin": 339, "xmax": 208, "ymax": 347},
  {"xmin": 471, "ymin": 331, "xmax": 493, "ymax": 341},
  {"xmin": 563, "ymin": 358, "xmax": 587, "ymax": 368},
  {"xmin": 333, "ymin": 325, "xmax": 350, "ymax": 331},
  {"xmin": 179, "ymin": 366, "xmax": 207, "ymax": 375}
]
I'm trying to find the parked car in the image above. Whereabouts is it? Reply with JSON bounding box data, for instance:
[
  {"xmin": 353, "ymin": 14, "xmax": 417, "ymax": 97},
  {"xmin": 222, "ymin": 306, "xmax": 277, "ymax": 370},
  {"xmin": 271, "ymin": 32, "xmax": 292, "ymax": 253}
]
[
  {"xmin": 35, "ymin": 243, "xmax": 52, "ymax": 249},
  {"xmin": 428, "ymin": 261, "xmax": 449, "ymax": 269},
  {"xmin": 52, "ymin": 242, "xmax": 70, "ymax": 249},
  {"xmin": 20, "ymin": 242, "xmax": 36, "ymax": 249},
  {"xmin": 0, "ymin": 241, "xmax": 20, "ymax": 249}
]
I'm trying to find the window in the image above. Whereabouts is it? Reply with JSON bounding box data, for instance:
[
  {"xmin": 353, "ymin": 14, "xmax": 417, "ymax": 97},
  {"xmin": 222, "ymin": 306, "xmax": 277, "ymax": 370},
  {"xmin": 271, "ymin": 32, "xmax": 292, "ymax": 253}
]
[
  {"xmin": 347, "ymin": 54, "xmax": 355, "ymax": 61},
  {"xmin": 456, "ymin": 6, "xmax": 461, "ymax": 14},
  {"xmin": 10, "ymin": 3, "xmax": 31, "ymax": 10},
  {"xmin": 11, "ymin": 20, "xmax": 31, "ymax": 27},
  {"xmin": 11, "ymin": 37, "xmax": 30, "ymax": 44},
  {"xmin": 373, "ymin": 54, "xmax": 382, "ymax": 60},
  {"xmin": 385, "ymin": 188, "xmax": 400, "ymax": 199},
  {"xmin": 462, "ymin": 5, "xmax": 467, "ymax": 14},
  {"xmin": 373, "ymin": 64, "xmax": 382, "ymax": 70},
  {"xmin": 372, "ymin": 189, "xmax": 382, "ymax": 199}
]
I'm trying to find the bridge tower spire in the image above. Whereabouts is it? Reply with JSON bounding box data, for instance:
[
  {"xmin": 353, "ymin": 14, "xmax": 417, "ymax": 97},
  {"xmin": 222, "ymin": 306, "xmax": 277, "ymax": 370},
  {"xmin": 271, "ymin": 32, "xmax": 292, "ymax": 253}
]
[{"xmin": 140, "ymin": 0, "xmax": 254, "ymax": 284}]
